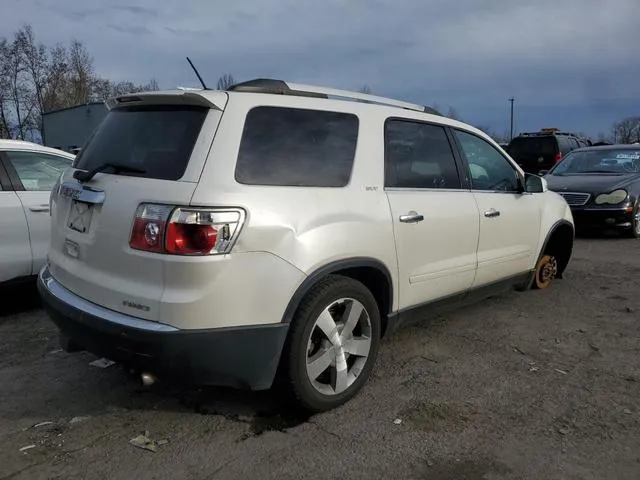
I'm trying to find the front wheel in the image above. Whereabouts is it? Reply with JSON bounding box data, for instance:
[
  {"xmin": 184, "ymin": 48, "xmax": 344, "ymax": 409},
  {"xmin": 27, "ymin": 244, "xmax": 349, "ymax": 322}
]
[
  {"xmin": 285, "ymin": 275, "xmax": 381, "ymax": 412},
  {"xmin": 623, "ymin": 202, "xmax": 640, "ymax": 239},
  {"xmin": 533, "ymin": 254, "xmax": 558, "ymax": 289}
]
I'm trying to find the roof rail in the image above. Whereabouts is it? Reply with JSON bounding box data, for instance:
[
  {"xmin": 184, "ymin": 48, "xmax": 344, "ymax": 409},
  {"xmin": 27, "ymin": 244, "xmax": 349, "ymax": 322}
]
[
  {"xmin": 227, "ymin": 78, "xmax": 431, "ymax": 114},
  {"xmin": 520, "ymin": 130, "xmax": 579, "ymax": 137}
]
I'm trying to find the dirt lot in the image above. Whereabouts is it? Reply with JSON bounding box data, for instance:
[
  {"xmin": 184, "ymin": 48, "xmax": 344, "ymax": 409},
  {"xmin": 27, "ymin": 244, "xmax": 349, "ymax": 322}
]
[{"xmin": 1, "ymin": 237, "xmax": 639, "ymax": 480}]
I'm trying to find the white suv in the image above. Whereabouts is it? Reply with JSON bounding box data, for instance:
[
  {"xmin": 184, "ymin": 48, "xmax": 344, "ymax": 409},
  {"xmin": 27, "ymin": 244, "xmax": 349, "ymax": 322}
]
[{"xmin": 38, "ymin": 80, "xmax": 574, "ymax": 412}]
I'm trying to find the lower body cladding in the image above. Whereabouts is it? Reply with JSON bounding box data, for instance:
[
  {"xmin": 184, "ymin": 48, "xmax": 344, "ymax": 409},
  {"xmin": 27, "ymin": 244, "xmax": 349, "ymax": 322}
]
[
  {"xmin": 570, "ymin": 206, "xmax": 636, "ymax": 233},
  {"xmin": 37, "ymin": 266, "xmax": 289, "ymax": 390}
]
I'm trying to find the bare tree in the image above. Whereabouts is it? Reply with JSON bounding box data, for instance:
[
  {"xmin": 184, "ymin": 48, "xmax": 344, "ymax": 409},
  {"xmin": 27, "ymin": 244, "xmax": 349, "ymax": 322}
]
[
  {"xmin": 93, "ymin": 78, "xmax": 160, "ymax": 100},
  {"xmin": 216, "ymin": 74, "xmax": 235, "ymax": 90},
  {"xmin": 67, "ymin": 39, "xmax": 94, "ymax": 105},
  {"xmin": 16, "ymin": 25, "xmax": 50, "ymax": 141},
  {"xmin": 0, "ymin": 38, "xmax": 12, "ymax": 138},
  {"xmin": 424, "ymin": 105, "xmax": 441, "ymax": 116},
  {"xmin": 5, "ymin": 37, "xmax": 34, "ymax": 139},
  {"xmin": 446, "ymin": 106, "xmax": 461, "ymax": 121},
  {"xmin": 0, "ymin": 24, "xmax": 164, "ymax": 142},
  {"xmin": 42, "ymin": 44, "xmax": 71, "ymax": 113},
  {"xmin": 475, "ymin": 124, "xmax": 497, "ymax": 139},
  {"xmin": 611, "ymin": 117, "xmax": 640, "ymax": 144}
]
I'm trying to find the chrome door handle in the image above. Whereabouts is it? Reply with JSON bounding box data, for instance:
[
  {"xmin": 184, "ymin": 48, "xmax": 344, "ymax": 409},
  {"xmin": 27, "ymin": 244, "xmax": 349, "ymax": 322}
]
[
  {"xmin": 484, "ymin": 209, "xmax": 500, "ymax": 218},
  {"xmin": 399, "ymin": 212, "xmax": 424, "ymax": 223},
  {"xmin": 29, "ymin": 205, "xmax": 50, "ymax": 213}
]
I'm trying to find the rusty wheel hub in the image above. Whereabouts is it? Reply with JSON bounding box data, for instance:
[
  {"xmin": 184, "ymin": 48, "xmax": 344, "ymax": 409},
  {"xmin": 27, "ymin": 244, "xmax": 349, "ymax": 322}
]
[{"xmin": 540, "ymin": 257, "xmax": 558, "ymax": 283}]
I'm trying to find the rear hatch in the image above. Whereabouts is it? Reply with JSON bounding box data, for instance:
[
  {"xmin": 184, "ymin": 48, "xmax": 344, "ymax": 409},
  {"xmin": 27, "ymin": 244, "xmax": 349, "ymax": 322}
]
[
  {"xmin": 48, "ymin": 91, "xmax": 227, "ymax": 321},
  {"xmin": 507, "ymin": 136, "xmax": 559, "ymax": 173}
]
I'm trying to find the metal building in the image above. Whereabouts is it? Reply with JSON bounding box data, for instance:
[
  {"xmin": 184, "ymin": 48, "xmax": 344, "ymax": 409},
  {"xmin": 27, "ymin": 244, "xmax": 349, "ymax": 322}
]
[{"xmin": 41, "ymin": 102, "xmax": 108, "ymax": 153}]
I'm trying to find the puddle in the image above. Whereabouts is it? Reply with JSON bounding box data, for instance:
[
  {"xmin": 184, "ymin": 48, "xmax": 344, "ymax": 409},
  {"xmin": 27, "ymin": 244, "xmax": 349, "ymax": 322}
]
[
  {"xmin": 247, "ymin": 408, "xmax": 313, "ymax": 437},
  {"xmin": 172, "ymin": 387, "xmax": 313, "ymax": 439}
]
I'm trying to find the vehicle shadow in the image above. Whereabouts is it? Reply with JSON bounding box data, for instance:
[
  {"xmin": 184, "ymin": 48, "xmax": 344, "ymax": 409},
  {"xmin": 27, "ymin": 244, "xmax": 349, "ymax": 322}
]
[
  {"xmin": 0, "ymin": 279, "xmax": 42, "ymax": 318},
  {"xmin": 0, "ymin": 352, "xmax": 315, "ymax": 439}
]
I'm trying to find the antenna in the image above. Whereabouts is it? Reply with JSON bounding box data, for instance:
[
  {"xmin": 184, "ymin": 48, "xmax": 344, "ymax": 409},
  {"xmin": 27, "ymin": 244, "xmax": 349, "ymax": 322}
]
[{"xmin": 186, "ymin": 57, "xmax": 208, "ymax": 90}]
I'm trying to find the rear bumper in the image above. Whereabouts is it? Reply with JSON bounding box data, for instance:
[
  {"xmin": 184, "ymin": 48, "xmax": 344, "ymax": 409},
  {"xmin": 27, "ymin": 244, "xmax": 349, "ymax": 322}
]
[
  {"xmin": 37, "ymin": 266, "xmax": 289, "ymax": 390},
  {"xmin": 570, "ymin": 207, "xmax": 634, "ymax": 230}
]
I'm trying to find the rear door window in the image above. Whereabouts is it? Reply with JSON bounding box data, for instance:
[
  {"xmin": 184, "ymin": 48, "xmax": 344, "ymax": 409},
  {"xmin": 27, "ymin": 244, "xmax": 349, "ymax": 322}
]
[
  {"xmin": 235, "ymin": 106, "xmax": 358, "ymax": 187},
  {"xmin": 384, "ymin": 120, "xmax": 462, "ymax": 189},
  {"xmin": 74, "ymin": 105, "xmax": 208, "ymax": 181}
]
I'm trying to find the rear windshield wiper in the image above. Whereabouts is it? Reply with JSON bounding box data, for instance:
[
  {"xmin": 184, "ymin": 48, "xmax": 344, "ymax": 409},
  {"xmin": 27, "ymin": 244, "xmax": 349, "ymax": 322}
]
[{"xmin": 73, "ymin": 163, "xmax": 146, "ymax": 182}]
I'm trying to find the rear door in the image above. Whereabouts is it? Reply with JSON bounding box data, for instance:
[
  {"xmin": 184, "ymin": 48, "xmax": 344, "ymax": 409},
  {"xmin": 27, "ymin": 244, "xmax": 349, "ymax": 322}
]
[
  {"xmin": 4, "ymin": 150, "xmax": 73, "ymax": 275},
  {"xmin": 384, "ymin": 119, "xmax": 480, "ymax": 310},
  {"xmin": 0, "ymin": 159, "xmax": 31, "ymax": 283},
  {"xmin": 48, "ymin": 94, "xmax": 226, "ymax": 321},
  {"xmin": 452, "ymin": 129, "xmax": 542, "ymax": 288}
]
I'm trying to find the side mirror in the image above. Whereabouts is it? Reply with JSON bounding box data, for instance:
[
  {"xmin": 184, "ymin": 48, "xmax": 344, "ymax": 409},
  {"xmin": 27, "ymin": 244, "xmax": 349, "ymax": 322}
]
[
  {"xmin": 524, "ymin": 173, "xmax": 546, "ymax": 193},
  {"xmin": 538, "ymin": 169, "xmax": 549, "ymax": 176}
]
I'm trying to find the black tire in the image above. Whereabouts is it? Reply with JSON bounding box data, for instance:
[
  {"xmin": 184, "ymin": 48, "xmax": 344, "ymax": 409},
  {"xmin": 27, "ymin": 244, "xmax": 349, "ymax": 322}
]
[
  {"xmin": 284, "ymin": 275, "xmax": 381, "ymax": 412},
  {"xmin": 623, "ymin": 201, "xmax": 640, "ymax": 239}
]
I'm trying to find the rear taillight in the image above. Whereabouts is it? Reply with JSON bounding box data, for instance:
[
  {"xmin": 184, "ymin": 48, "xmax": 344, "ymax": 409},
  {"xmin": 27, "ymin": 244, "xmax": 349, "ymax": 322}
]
[
  {"xmin": 129, "ymin": 204, "xmax": 245, "ymax": 256},
  {"xmin": 130, "ymin": 204, "xmax": 173, "ymax": 253},
  {"xmin": 554, "ymin": 152, "xmax": 563, "ymax": 163}
]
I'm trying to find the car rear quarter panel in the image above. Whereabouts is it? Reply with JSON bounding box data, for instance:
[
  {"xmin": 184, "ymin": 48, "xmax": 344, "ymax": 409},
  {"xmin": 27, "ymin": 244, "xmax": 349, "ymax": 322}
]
[{"xmin": 190, "ymin": 96, "xmax": 399, "ymax": 314}]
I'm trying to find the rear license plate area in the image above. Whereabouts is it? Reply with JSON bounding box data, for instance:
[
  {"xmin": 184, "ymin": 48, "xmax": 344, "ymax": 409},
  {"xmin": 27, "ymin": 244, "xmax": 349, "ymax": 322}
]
[{"xmin": 68, "ymin": 200, "xmax": 94, "ymax": 233}]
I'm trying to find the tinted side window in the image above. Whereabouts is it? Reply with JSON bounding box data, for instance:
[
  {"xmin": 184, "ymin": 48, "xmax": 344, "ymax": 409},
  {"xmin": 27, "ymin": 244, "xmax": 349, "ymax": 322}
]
[
  {"xmin": 385, "ymin": 120, "xmax": 461, "ymax": 189},
  {"xmin": 235, "ymin": 107, "xmax": 358, "ymax": 187},
  {"xmin": 454, "ymin": 130, "xmax": 520, "ymax": 192},
  {"xmin": 6, "ymin": 151, "xmax": 72, "ymax": 191},
  {"xmin": 569, "ymin": 137, "xmax": 580, "ymax": 150},
  {"xmin": 557, "ymin": 137, "xmax": 572, "ymax": 153}
]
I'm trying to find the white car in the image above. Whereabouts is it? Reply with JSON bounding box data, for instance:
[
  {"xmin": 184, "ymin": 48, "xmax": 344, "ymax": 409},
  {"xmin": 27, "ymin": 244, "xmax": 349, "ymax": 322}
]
[
  {"xmin": 0, "ymin": 140, "xmax": 75, "ymax": 285},
  {"xmin": 38, "ymin": 80, "xmax": 575, "ymax": 412}
]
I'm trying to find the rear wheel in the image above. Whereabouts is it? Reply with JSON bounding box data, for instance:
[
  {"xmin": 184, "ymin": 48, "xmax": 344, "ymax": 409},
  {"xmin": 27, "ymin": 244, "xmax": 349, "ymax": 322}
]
[
  {"xmin": 533, "ymin": 254, "xmax": 558, "ymax": 289},
  {"xmin": 285, "ymin": 276, "xmax": 381, "ymax": 412}
]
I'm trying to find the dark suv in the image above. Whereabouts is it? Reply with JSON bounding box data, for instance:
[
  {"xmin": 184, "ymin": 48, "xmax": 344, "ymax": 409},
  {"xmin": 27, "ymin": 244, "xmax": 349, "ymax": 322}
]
[{"xmin": 506, "ymin": 129, "xmax": 591, "ymax": 174}]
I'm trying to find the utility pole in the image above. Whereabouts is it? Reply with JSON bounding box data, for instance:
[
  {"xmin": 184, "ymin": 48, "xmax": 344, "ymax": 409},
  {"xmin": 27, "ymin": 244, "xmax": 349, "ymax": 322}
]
[{"xmin": 508, "ymin": 97, "xmax": 515, "ymax": 141}]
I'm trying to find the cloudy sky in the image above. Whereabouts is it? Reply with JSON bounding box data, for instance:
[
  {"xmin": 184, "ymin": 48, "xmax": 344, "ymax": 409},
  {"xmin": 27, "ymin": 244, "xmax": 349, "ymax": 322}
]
[{"xmin": 3, "ymin": 0, "xmax": 639, "ymax": 137}]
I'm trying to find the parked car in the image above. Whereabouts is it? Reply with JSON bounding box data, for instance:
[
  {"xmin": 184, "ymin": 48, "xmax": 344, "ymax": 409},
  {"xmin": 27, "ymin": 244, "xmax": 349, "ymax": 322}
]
[
  {"xmin": 541, "ymin": 144, "xmax": 640, "ymax": 237},
  {"xmin": 38, "ymin": 80, "xmax": 575, "ymax": 412},
  {"xmin": 507, "ymin": 128, "xmax": 591, "ymax": 174},
  {"xmin": 0, "ymin": 140, "xmax": 75, "ymax": 286}
]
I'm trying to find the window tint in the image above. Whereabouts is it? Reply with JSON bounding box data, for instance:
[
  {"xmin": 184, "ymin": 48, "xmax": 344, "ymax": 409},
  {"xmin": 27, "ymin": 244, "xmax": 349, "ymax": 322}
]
[
  {"xmin": 454, "ymin": 130, "xmax": 520, "ymax": 192},
  {"xmin": 507, "ymin": 137, "xmax": 557, "ymax": 157},
  {"xmin": 235, "ymin": 106, "xmax": 358, "ymax": 187},
  {"xmin": 569, "ymin": 137, "xmax": 580, "ymax": 150},
  {"xmin": 384, "ymin": 120, "xmax": 461, "ymax": 189},
  {"xmin": 74, "ymin": 105, "xmax": 207, "ymax": 181},
  {"xmin": 6, "ymin": 151, "xmax": 72, "ymax": 191},
  {"xmin": 557, "ymin": 137, "xmax": 572, "ymax": 153}
]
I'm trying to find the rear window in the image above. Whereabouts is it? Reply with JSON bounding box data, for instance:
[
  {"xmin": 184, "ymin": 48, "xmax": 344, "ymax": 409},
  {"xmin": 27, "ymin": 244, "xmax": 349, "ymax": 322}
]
[
  {"xmin": 74, "ymin": 105, "xmax": 208, "ymax": 181},
  {"xmin": 235, "ymin": 106, "xmax": 359, "ymax": 187},
  {"xmin": 507, "ymin": 137, "xmax": 558, "ymax": 157}
]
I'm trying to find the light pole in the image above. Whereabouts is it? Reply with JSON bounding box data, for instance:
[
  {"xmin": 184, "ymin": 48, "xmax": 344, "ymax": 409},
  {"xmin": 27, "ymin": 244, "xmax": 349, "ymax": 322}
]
[{"xmin": 508, "ymin": 97, "xmax": 515, "ymax": 141}]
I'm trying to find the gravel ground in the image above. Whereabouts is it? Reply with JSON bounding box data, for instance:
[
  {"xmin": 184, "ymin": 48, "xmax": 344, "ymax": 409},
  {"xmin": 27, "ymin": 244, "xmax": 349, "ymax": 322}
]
[{"xmin": 1, "ymin": 237, "xmax": 639, "ymax": 480}]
